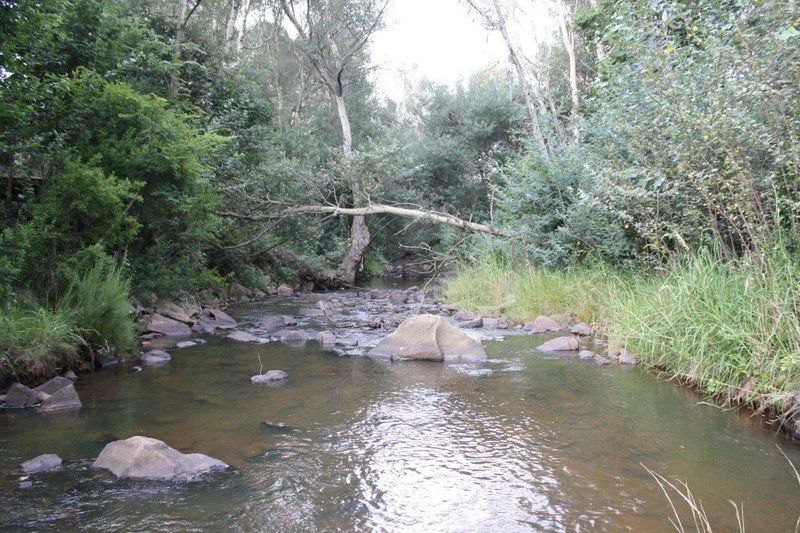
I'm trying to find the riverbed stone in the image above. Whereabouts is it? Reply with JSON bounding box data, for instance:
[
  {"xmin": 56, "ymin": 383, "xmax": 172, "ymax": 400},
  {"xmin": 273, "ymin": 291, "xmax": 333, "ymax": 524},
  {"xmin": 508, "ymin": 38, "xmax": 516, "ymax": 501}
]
[
  {"xmin": 155, "ymin": 299, "xmax": 194, "ymax": 325},
  {"xmin": 21, "ymin": 454, "xmax": 62, "ymax": 474},
  {"xmin": 176, "ymin": 340, "xmax": 197, "ymax": 349},
  {"xmin": 146, "ymin": 313, "xmax": 192, "ymax": 337},
  {"xmin": 192, "ymin": 319, "xmax": 217, "ymax": 335},
  {"xmin": 260, "ymin": 315, "xmax": 287, "ymax": 332},
  {"xmin": 204, "ymin": 308, "xmax": 237, "ymax": 330},
  {"xmin": 367, "ymin": 314, "xmax": 486, "ymax": 362},
  {"xmin": 37, "ymin": 383, "xmax": 82, "ymax": 413},
  {"xmin": 92, "ymin": 436, "xmax": 228, "ymax": 481},
  {"xmin": 481, "ymin": 317, "xmax": 501, "ymax": 329},
  {"xmin": 570, "ymin": 322, "xmax": 593, "ymax": 336},
  {"xmin": 34, "ymin": 376, "xmax": 73, "ymax": 396},
  {"xmin": 453, "ymin": 309, "xmax": 477, "ymax": 322},
  {"xmin": 388, "ymin": 290, "xmax": 408, "ymax": 305},
  {"xmin": 140, "ymin": 349, "xmax": 171, "ymax": 365},
  {"xmin": 537, "ymin": 336, "xmax": 580, "ymax": 352},
  {"xmin": 578, "ymin": 350, "xmax": 596, "ymax": 360},
  {"xmin": 2, "ymin": 384, "xmax": 48, "ymax": 408},
  {"xmin": 64, "ymin": 370, "xmax": 78, "ymax": 381},
  {"xmin": 595, "ymin": 356, "xmax": 612, "ymax": 365},
  {"xmin": 251, "ymin": 370, "xmax": 288, "ymax": 383},
  {"xmin": 316, "ymin": 331, "xmax": 335, "ymax": 346},
  {"xmin": 278, "ymin": 330, "xmax": 308, "ymax": 345},
  {"xmin": 296, "ymin": 293, "xmax": 329, "ymax": 304},
  {"xmin": 94, "ymin": 350, "xmax": 119, "ymax": 369},
  {"xmin": 523, "ymin": 315, "xmax": 561, "ymax": 334},
  {"xmin": 227, "ymin": 331, "xmax": 267, "ymax": 344},
  {"xmin": 335, "ymin": 336, "xmax": 358, "ymax": 347},
  {"xmin": 298, "ymin": 307, "xmax": 325, "ymax": 317},
  {"xmin": 459, "ymin": 317, "xmax": 483, "ymax": 328}
]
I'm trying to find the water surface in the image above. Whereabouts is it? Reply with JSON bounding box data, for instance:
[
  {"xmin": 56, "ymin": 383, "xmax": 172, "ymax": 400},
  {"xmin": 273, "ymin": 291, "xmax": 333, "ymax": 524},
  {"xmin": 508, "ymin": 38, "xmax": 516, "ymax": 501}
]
[{"xmin": 1, "ymin": 298, "xmax": 799, "ymax": 531}]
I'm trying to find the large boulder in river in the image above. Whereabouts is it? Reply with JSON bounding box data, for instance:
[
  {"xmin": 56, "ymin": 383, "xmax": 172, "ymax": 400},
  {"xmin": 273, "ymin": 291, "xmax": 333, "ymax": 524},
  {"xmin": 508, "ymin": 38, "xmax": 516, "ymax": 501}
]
[
  {"xmin": 367, "ymin": 314, "xmax": 486, "ymax": 362},
  {"xmin": 203, "ymin": 308, "xmax": 237, "ymax": 330},
  {"xmin": 146, "ymin": 313, "xmax": 192, "ymax": 337},
  {"xmin": 2, "ymin": 383, "xmax": 48, "ymax": 408},
  {"xmin": 92, "ymin": 436, "xmax": 228, "ymax": 481},
  {"xmin": 34, "ymin": 376, "xmax": 73, "ymax": 395},
  {"xmin": 537, "ymin": 336, "xmax": 579, "ymax": 352},
  {"xmin": 37, "ymin": 383, "xmax": 82, "ymax": 413}
]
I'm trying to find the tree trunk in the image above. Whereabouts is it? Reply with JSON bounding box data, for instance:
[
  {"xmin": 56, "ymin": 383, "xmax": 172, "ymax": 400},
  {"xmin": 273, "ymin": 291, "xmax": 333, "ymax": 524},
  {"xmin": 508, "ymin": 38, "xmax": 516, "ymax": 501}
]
[
  {"xmin": 333, "ymin": 93, "xmax": 371, "ymax": 284},
  {"xmin": 224, "ymin": 0, "xmax": 242, "ymax": 55},
  {"xmin": 490, "ymin": 0, "xmax": 549, "ymax": 159},
  {"xmin": 558, "ymin": 1, "xmax": 580, "ymax": 142},
  {"xmin": 171, "ymin": 0, "xmax": 189, "ymax": 96}
]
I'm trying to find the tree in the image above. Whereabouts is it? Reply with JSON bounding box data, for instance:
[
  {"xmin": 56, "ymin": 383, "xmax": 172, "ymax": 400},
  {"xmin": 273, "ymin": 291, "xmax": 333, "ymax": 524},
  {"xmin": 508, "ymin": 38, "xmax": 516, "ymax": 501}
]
[
  {"xmin": 464, "ymin": 0, "xmax": 550, "ymax": 159},
  {"xmin": 278, "ymin": 0, "xmax": 386, "ymax": 284}
]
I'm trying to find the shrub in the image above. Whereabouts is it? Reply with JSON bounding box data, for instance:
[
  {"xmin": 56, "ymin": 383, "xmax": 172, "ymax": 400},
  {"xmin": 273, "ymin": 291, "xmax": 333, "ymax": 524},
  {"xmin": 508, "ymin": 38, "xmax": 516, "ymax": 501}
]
[
  {"xmin": 0, "ymin": 307, "xmax": 83, "ymax": 382},
  {"xmin": 59, "ymin": 258, "xmax": 137, "ymax": 355}
]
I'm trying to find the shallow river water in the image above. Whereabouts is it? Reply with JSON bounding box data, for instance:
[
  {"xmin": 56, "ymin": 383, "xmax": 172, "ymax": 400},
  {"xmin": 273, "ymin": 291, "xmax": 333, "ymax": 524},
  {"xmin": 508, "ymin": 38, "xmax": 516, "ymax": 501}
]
[{"xmin": 2, "ymin": 295, "xmax": 800, "ymax": 531}]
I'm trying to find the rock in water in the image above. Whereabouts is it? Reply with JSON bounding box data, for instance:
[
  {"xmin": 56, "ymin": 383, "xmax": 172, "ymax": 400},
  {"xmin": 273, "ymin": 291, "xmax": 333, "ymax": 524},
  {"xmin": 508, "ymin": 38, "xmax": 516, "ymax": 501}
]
[
  {"xmin": 537, "ymin": 336, "xmax": 580, "ymax": 352},
  {"xmin": 92, "ymin": 436, "xmax": 228, "ymax": 481},
  {"xmin": 227, "ymin": 331, "xmax": 267, "ymax": 344},
  {"xmin": 34, "ymin": 376, "xmax": 73, "ymax": 395},
  {"xmin": 523, "ymin": 315, "xmax": 561, "ymax": 334},
  {"xmin": 2, "ymin": 383, "xmax": 48, "ymax": 408},
  {"xmin": 21, "ymin": 454, "xmax": 62, "ymax": 474},
  {"xmin": 367, "ymin": 314, "xmax": 486, "ymax": 362},
  {"xmin": 37, "ymin": 383, "xmax": 82, "ymax": 413},
  {"xmin": 251, "ymin": 370, "xmax": 288, "ymax": 383},
  {"xmin": 140, "ymin": 349, "xmax": 171, "ymax": 365},
  {"xmin": 204, "ymin": 308, "xmax": 238, "ymax": 330},
  {"xmin": 155, "ymin": 299, "xmax": 193, "ymax": 325},
  {"xmin": 145, "ymin": 313, "xmax": 192, "ymax": 337}
]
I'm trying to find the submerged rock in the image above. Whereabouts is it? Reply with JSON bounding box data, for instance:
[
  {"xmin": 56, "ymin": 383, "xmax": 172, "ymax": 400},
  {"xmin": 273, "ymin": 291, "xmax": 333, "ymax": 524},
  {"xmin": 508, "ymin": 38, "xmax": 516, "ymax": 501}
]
[
  {"xmin": 37, "ymin": 383, "xmax": 82, "ymax": 413},
  {"xmin": 578, "ymin": 350, "xmax": 596, "ymax": 360},
  {"xmin": 21, "ymin": 454, "xmax": 62, "ymax": 475},
  {"xmin": 537, "ymin": 336, "xmax": 579, "ymax": 352},
  {"xmin": 367, "ymin": 314, "xmax": 486, "ymax": 362},
  {"xmin": 92, "ymin": 436, "xmax": 228, "ymax": 481},
  {"xmin": 251, "ymin": 370, "xmax": 288, "ymax": 383},
  {"xmin": 227, "ymin": 331, "xmax": 267, "ymax": 344},
  {"xmin": 146, "ymin": 313, "xmax": 192, "ymax": 337},
  {"xmin": 94, "ymin": 350, "xmax": 119, "ymax": 369},
  {"xmin": 277, "ymin": 330, "xmax": 308, "ymax": 345},
  {"xmin": 140, "ymin": 349, "xmax": 171, "ymax": 365},
  {"xmin": 260, "ymin": 315, "xmax": 287, "ymax": 333}
]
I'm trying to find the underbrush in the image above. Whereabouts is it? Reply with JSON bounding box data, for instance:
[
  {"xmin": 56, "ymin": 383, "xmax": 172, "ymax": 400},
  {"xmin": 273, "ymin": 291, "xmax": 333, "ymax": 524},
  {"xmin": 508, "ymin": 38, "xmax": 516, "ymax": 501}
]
[
  {"xmin": 445, "ymin": 248, "xmax": 800, "ymax": 417},
  {"xmin": 0, "ymin": 260, "xmax": 137, "ymax": 384}
]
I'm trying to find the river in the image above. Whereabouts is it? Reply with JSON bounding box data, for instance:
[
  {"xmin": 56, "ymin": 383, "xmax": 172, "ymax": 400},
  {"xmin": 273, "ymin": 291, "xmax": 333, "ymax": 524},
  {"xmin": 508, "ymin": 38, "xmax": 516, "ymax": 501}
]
[{"xmin": 1, "ymin": 291, "xmax": 799, "ymax": 531}]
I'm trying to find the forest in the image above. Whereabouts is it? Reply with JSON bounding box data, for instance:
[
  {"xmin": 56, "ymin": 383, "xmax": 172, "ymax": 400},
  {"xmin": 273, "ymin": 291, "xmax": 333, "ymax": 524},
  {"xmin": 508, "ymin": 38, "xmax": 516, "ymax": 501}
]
[{"xmin": 2, "ymin": 0, "xmax": 800, "ymax": 437}]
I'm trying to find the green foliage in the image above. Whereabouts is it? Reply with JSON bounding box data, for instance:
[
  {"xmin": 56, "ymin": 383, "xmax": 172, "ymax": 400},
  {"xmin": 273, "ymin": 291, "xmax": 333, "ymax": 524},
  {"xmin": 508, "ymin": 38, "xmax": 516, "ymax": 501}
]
[
  {"xmin": 0, "ymin": 306, "xmax": 84, "ymax": 383},
  {"xmin": 58, "ymin": 257, "xmax": 137, "ymax": 354}
]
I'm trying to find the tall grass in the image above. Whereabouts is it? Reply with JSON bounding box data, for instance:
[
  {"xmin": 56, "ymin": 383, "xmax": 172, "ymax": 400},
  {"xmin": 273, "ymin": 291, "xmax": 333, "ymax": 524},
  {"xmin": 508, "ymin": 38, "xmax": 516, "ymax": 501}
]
[
  {"xmin": 445, "ymin": 248, "xmax": 800, "ymax": 415},
  {"xmin": 0, "ymin": 260, "xmax": 137, "ymax": 384},
  {"xmin": 0, "ymin": 307, "xmax": 84, "ymax": 381},
  {"xmin": 59, "ymin": 260, "xmax": 137, "ymax": 354}
]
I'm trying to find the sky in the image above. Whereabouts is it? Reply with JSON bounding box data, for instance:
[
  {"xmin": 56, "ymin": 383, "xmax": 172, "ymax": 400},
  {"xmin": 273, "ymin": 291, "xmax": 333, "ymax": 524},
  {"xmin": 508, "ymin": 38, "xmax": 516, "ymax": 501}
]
[{"xmin": 370, "ymin": 0, "xmax": 555, "ymax": 101}]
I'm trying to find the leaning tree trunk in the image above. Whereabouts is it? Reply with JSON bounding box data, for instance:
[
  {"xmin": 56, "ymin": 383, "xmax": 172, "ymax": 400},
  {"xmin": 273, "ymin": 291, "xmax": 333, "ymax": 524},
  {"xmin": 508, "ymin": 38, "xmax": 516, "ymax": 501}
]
[
  {"xmin": 333, "ymin": 91, "xmax": 371, "ymax": 285},
  {"xmin": 558, "ymin": 0, "xmax": 580, "ymax": 143}
]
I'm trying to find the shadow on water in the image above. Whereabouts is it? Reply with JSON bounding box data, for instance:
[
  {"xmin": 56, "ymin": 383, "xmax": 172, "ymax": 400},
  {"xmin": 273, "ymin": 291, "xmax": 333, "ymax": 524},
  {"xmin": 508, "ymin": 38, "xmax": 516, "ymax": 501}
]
[{"xmin": 1, "ymin": 301, "xmax": 800, "ymax": 531}]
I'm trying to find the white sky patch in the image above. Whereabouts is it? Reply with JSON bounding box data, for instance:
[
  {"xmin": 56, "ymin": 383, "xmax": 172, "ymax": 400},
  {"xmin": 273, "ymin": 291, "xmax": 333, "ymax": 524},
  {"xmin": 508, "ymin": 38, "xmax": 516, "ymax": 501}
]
[{"xmin": 371, "ymin": 0, "xmax": 556, "ymax": 102}]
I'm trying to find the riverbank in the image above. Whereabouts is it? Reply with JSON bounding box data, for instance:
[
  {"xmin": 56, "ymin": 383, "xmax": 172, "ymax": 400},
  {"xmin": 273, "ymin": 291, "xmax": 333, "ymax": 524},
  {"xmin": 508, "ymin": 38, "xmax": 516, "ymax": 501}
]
[{"xmin": 443, "ymin": 250, "xmax": 800, "ymax": 439}]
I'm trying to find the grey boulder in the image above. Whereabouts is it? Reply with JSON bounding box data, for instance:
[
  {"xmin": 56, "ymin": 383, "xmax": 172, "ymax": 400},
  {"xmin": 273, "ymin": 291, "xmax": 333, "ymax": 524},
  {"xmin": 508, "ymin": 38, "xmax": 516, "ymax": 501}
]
[
  {"xmin": 92, "ymin": 436, "xmax": 227, "ymax": 481},
  {"xmin": 145, "ymin": 313, "xmax": 192, "ymax": 337},
  {"xmin": 227, "ymin": 331, "xmax": 268, "ymax": 344},
  {"xmin": 537, "ymin": 336, "xmax": 580, "ymax": 352},
  {"xmin": 37, "ymin": 383, "xmax": 82, "ymax": 413},
  {"xmin": 140, "ymin": 349, "xmax": 171, "ymax": 365},
  {"xmin": 21, "ymin": 454, "xmax": 62, "ymax": 475},
  {"xmin": 367, "ymin": 314, "xmax": 486, "ymax": 362},
  {"xmin": 34, "ymin": 376, "xmax": 73, "ymax": 395},
  {"xmin": 2, "ymin": 383, "xmax": 48, "ymax": 408}
]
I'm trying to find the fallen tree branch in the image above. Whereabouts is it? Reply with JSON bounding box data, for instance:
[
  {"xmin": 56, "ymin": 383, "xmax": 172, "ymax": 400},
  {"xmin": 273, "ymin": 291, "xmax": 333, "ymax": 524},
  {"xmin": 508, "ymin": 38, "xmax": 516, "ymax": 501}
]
[{"xmin": 219, "ymin": 203, "xmax": 511, "ymax": 237}]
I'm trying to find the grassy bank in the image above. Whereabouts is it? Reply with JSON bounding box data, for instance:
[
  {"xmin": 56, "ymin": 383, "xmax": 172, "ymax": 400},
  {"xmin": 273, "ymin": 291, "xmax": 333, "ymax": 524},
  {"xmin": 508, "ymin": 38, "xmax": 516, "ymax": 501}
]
[
  {"xmin": 444, "ymin": 250, "xmax": 800, "ymax": 421},
  {"xmin": 0, "ymin": 262, "xmax": 136, "ymax": 384}
]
